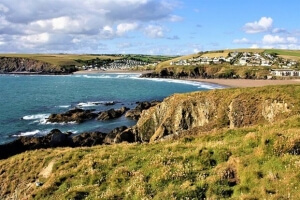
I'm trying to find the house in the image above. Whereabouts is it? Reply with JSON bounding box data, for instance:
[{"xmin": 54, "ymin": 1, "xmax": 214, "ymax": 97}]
[{"xmin": 270, "ymin": 69, "xmax": 300, "ymax": 77}]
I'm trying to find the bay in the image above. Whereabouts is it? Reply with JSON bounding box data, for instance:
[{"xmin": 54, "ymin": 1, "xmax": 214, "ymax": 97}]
[{"xmin": 0, "ymin": 73, "xmax": 222, "ymax": 144}]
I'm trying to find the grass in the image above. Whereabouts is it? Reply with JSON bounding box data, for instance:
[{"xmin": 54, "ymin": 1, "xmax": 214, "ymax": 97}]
[
  {"xmin": 1, "ymin": 85, "xmax": 300, "ymax": 199},
  {"xmin": 0, "ymin": 54, "xmax": 121, "ymax": 66}
]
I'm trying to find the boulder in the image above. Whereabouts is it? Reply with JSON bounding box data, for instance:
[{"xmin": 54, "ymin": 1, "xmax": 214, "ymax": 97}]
[
  {"xmin": 72, "ymin": 132, "xmax": 106, "ymax": 146},
  {"xmin": 125, "ymin": 101, "xmax": 160, "ymax": 120},
  {"xmin": 97, "ymin": 107, "xmax": 129, "ymax": 120},
  {"xmin": 47, "ymin": 108, "xmax": 98, "ymax": 123},
  {"xmin": 104, "ymin": 126, "xmax": 136, "ymax": 144}
]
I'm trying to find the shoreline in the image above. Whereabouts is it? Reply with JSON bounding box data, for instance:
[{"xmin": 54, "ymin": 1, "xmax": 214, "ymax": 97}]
[
  {"xmin": 73, "ymin": 69, "xmax": 153, "ymax": 74},
  {"xmin": 186, "ymin": 78, "xmax": 300, "ymax": 88}
]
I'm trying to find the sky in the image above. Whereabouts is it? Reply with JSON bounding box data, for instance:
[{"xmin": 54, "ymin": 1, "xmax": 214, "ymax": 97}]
[{"xmin": 0, "ymin": 0, "xmax": 299, "ymax": 55}]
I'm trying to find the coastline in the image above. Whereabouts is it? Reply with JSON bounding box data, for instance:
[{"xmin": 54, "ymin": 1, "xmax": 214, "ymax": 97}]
[
  {"xmin": 73, "ymin": 69, "xmax": 153, "ymax": 74},
  {"xmin": 73, "ymin": 69, "xmax": 300, "ymax": 88},
  {"xmin": 186, "ymin": 78, "xmax": 300, "ymax": 88}
]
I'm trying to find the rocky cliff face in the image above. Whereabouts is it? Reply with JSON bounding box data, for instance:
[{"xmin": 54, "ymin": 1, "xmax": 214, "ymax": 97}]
[
  {"xmin": 0, "ymin": 57, "xmax": 75, "ymax": 74},
  {"xmin": 135, "ymin": 86, "xmax": 298, "ymax": 142}
]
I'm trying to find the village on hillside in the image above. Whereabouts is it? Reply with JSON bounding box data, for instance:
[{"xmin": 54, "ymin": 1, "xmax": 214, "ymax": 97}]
[
  {"xmin": 170, "ymin": 51, "xmax": 298, "ymax": 68},
  {"xmin": 170, "ymin": 51, "xmax": 300, "ymax": 77}
]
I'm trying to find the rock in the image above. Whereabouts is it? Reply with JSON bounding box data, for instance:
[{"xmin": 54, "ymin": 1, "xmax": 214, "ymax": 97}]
[
  {"xmin": 97, "ymin": 107, "xmax": 129, "ymax": 120},
  {"xmin": 47, "ymin": 108, "xmax": 98, "ymax": 123},
  {"xmin": 125, "ymin": 101, "xmax": 160, "ymax": 120},
  {"xmin": 104, "ymin": 126, "xmax": 128, "ymax": 144},
  {"xmin": 104, "ymin": 101, "xmax": 116, "ymax": 106},
  {"xmin": 114, "ymin": 128, "xmax": 136, "ymax": 144},
  {"xmin": 72, "ymin": 132, "xmax": 106, "ymax": 146},
  {"xmin": 0, "ymin": 129, "xmax": 73, "ymax": 159},
  {"xmin": 47, "ymin": 129, "xmax": 72, "ymax": 147},
  {"xmin": 104, "ymin": 126, "xmax": 136, "ymax": 144}
]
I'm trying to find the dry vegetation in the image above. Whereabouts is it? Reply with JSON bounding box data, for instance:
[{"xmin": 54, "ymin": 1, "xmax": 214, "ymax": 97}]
[{"xmin": 1, "ymin": 85, "xmax": 300, "ymax": 199}]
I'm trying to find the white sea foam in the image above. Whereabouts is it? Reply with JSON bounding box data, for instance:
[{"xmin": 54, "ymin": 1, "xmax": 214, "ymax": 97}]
[
  {"xmin": 40, "ymin": 120, "xmax": 77, "ymax": 125},
  {"xmin": 58, "ymin": 105, "xmax": 71, "ymax": 108},
  {"xmin": 12, "ymin": 129, "xmax": 52, "ymax": 137},
  {"xmin": 22, "ymin": 114, "xmax": 50, "ymax": 120},
  {"xmin": 134, "ymin": 77, "xmax": 224, "ymax": 89},
  {"xmin": 77, "ymin": 101, "xmax": 114, "ymax": 107},
  {"xmin": 74, "ymin": 74, "xmax": 140, "ymax": 79}
]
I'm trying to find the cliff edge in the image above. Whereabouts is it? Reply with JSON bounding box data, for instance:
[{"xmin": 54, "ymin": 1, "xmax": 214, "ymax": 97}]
[{"xmin": 136, "ymin": 85, "xmax": 299, "ymax": 142}]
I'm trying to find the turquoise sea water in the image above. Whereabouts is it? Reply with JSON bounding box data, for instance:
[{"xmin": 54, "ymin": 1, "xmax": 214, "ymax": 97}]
[{"xmin": 0, "ymin": 73, "xmax": 222, "ymax": 144}]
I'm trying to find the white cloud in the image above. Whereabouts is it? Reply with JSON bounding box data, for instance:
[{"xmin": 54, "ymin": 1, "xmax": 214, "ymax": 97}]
[
  {"xmin": 262, "ymin": 34, "xmax": 285, "ymax": 44},
  {"xmin": 287, "ymin": 37, "xmax": 298, "ymax": 43},
  {"xmin": 72, "ymin": 38, "xmax": 81, "ymax": 44},
  {"xmin": 100, "ymin": 26, "xmax": 115, "ymax": 39},
  {"xmin": 233, "ymin": 38, "xmax": 250, "ymax": 44},
  {"xmin": 0, "ymin": 3, "xmax": 9, "ymax": 13},
  {"xmin": 243, "ymin": 17, "xmax": 273, "ymax": 34},
  {"xmin": 144, "ymin": 25, "xmax": 164, "ymax": 38},
  {"xmin": 21, "ymin": 33, "xmax": 50, "ymax": 44},
  {"xmin": 116, "ymin": 23, "xmax": 139, "ymax": 36},
  {"xmin": 262, "ymin": 34, "xmax": 298, "ymax": 44},
  {"xmin": 169, "ymin": 15, "xmax": 183, "ymax": 22},
  {"xmin": 272, "ymin": 28, "xmax": 287, "ymax": 34},
  {"xmin": 0, "ymin": 0, "xmax": 182, "ymax": 53},
  {"xmin": 250, "ymin": 44, "xmax": 259, "ymax": 49}
]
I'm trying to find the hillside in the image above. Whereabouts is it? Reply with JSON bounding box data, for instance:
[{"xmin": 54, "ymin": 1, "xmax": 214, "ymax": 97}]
[
  {"xmin": 0, "ymin": 54, "xmax": 177, "ymax": 74},
  {"xmin": 1, "ymin": 85, "xmax": 300, "ymax": 199},
  {"xmin": 146, "ymin": 49, "xmax": 300, "ymax": 79}
]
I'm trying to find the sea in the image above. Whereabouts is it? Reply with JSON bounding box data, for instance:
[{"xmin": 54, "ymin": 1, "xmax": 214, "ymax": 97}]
[{"xmin": 0, "ymin": 73, "xmax": 223, "ymax": 145}]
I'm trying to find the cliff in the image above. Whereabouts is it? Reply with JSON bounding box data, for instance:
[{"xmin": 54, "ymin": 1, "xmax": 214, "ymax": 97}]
[
  {"xmin": 136, "ymin": 85, "xmax": 299, "ymax": 142},
  {"xmin": 141, "ymin": 65, "xmax": 270, "ymax": 79},
  {"xmin": 0, "ymin": 57, "xmax": 76, "ymax": 74}
]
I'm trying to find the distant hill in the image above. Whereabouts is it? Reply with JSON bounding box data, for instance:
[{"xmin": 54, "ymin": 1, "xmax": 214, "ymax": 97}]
[{"xmin": 0, "ymin": 54, "xmax": 178, "ymax": 74}]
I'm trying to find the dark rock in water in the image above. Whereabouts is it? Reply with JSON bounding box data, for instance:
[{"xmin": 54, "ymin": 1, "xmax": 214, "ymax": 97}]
[
  {"xmin": 47, "ymin": 108, "xmax": 98, "ymax": 123},
  {"xmin": 104, "ymin": 101, "xmax": 116, "ymax": 106},
  {"xmin": 97, "ymin": 107, "xmax": 129, "ymax": 120},
  {"xmin": 125, "ymin": 101, "xmax": 160, "ymax": 120},
  {"xmin": 72, "ymin": 132, "xmax": 106, "ymax": 146},
  {"xmin": 104, "ymin": 126, "xmax": 136, "ymax": 144},
  {"xmin": 0, "ymin": 129, "xmax": 73, "ymax": 159}
]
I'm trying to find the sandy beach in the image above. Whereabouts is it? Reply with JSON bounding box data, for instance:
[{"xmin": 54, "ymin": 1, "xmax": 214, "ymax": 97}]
[{"xmin": 188, "ymin": 78, "xmax": 300, "ymax": 88}]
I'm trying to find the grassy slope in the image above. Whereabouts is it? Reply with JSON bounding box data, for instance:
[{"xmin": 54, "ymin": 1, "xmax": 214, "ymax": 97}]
[
  {"xmin": 1, "ymin": 85, "xmax": 300, "ymax": 199},
  {"xmin": 0, "ymin": 54, "xmax": 121, "ymax": 66}
]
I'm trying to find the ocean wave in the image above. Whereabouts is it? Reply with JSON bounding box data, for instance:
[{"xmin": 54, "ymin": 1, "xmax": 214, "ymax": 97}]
[
  {"xmin": 12, "ymin": 129, "xmax": 50, "ymax": 137},
  {"xmin": 134, "ymin": 77, "xmax": 224, "ymax": 89},
  {"xmin": 77, "ymin": 101, "xmax": 115, "ymax": 107},
  {"xmin": 58, "ymin": 105, "xmax": 71, "ymax": 108},
  {"xmin": 22, "ymin": 114, "xmax": 50, "ymax": 120},
  {"xmin": 39, "ymin": 119, "xmax": 77, "ymax": 125},
  {"xmin": 74, "ymin": 74, "xmax": 141, "ymax": 79}
]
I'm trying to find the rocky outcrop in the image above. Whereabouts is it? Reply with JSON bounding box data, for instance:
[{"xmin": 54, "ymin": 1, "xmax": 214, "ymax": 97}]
[
  {"xmin": 0, "ymin": 57, "xmax": 77, "ymax": 74},
  {"xmin": 135, "ymin": 86, "xmax": 298, "ymax": 142},
  {"xmin": 47, "ymin": 108, "xmax": 98, "ymax": 123},
  {"xmin": 72, "ymin": 132, "xmax": 106, "ymax": 146},
  {"xmin": 103, "ymin": 126, "xmax": 136, "ymax": 144},
  {"xmin": 0, "ymin": 129, "xmax": 73, "ymax": 159},
  {"xmin": 0, "ymin": 127, "xmax": 137, "ymax": 159},
  {"xmin": 125, "ymin": 101, "xmax": 161, "ymax": 120},
  {"xmin": 97, "ymin": 107, "xmax": 129, "ymax": 120}
]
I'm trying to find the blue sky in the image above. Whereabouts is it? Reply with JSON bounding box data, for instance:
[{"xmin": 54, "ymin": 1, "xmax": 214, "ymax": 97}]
[{"xmin": 0, "ymin": 0, "xmax": 299, "ymax": 55}]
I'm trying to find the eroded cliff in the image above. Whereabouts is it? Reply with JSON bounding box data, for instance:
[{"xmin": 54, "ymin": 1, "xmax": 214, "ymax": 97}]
[
  {"xmin": 136, "ymin": 85, "xmax": 299, "ymax": 142},
  {"xmin": 0, "ymin": 57, "xmax": 76, "ymax": 74}
]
